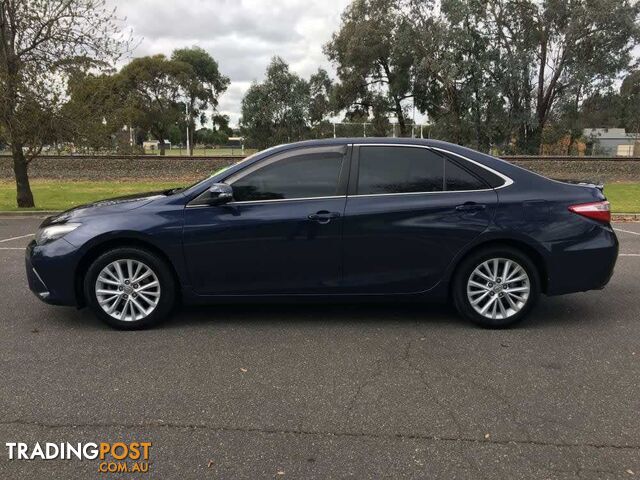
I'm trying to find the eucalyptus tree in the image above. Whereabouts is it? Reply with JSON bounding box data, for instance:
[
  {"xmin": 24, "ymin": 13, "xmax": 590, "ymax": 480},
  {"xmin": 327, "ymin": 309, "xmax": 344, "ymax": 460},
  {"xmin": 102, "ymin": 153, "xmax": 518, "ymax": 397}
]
[
  {"xmin": 170, "ymin": 47, "xmax": 229, "ymax": 155},
  {"xmin": 240, "ymin": 57, "xmax": 311, "ymax": 149},
  {"xmin": 324, "ymin": 0, "xmax": 416, "ymax": 136},
  {"xmin": 118, "ymin": 55, "xmax": 189, "ymax": 155},
  {"xmin": 0, "ymin": 0, "xmax": 131, "ymax": 207}
]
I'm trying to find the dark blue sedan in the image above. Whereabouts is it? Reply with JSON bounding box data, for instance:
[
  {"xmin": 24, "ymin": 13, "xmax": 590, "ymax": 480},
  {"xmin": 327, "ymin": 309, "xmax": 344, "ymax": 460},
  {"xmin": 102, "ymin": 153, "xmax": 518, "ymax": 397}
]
[{"xmin": 26, "ymin": 138, "xmax": 618, "ymax": 328}]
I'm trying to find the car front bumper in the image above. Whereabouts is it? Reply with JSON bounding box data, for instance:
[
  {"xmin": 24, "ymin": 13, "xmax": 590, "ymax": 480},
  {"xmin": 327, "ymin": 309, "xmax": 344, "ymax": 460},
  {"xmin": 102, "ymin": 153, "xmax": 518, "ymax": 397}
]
[{"xmin": 25, "ymin": 239, "xmax": 81, "ymax": 306}]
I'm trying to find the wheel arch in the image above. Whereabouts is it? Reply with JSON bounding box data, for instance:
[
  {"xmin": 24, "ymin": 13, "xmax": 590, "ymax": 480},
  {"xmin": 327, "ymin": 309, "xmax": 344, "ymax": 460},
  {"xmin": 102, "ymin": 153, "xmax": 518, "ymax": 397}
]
[
  {"xmin": 74, "ymin": 236, "xmax": 181, "ymax": 307},
  {"xmin": 447, "ymin": 237, "xmax": 549, "ymax": 298}
]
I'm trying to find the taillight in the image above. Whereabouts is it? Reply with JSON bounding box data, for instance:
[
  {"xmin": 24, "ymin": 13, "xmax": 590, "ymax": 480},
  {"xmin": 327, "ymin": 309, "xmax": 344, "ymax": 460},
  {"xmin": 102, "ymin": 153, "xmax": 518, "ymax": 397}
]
[{"xmin": 568, "ymin": 201, "xmax": 611, "ymax": 223}]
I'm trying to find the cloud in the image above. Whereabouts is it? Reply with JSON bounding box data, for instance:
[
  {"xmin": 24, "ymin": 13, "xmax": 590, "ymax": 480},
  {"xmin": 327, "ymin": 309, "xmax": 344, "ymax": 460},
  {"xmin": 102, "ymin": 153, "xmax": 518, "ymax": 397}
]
[{"xmin": 109, "ymin": 0, "xmax": 351, "ymax": 126}]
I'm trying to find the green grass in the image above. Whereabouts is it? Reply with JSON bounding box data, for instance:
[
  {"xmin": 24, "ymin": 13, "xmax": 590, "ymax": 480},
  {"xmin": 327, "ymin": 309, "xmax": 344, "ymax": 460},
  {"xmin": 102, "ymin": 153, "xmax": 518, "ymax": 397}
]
[
  {"xmin": 604, "ymin": 183, "xmax": 640, "ymax": 213},
  {"xmin": 0, "ymin": 180, "xmax": 638, "ymax": 213},
  {"xmin": 0, "ymin": 180, "xmax": 182, "ymax": 211}
]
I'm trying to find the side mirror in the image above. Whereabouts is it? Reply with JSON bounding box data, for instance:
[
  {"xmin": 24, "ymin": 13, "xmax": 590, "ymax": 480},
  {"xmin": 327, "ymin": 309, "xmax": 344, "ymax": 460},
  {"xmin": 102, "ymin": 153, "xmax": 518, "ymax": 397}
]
[{"xmin": 207, "ymin": 183, "xmax": 233, "ymax": 205}]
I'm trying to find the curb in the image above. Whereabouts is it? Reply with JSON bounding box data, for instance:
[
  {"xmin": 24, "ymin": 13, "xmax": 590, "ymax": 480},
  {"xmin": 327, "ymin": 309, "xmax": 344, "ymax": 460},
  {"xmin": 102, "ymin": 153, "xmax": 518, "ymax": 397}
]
[
  {"xmin": 612, "ymin": 213, "xmax": 640, "ymax": 222},
  {"xmin": 0, "ymin": 211, "xmax": 60, "ymax": 218}
]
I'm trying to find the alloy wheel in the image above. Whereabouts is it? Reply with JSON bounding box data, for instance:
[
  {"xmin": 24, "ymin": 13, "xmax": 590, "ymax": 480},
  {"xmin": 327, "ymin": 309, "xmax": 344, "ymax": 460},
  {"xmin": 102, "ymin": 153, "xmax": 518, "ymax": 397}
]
[
  {"xmin": 466, "ymin": 257, "xmax": 530, "ymax": 321},
  {"xmin": 95, "ymin": 259, "xmax": 161, "ymax": 322}
]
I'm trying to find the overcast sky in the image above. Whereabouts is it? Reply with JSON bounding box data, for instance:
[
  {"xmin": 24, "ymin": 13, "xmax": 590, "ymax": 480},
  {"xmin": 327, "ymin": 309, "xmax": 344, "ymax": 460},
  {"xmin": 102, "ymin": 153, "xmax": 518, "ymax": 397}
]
[{"xmin": 111, "ymin": 0, "xmax": 352, "ymax": 127}]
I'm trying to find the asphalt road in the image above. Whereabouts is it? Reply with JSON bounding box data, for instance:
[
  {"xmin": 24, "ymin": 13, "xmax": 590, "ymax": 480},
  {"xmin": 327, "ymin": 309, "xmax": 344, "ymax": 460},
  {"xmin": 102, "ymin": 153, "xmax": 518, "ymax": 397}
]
[{"xmin": 0, "ymin": 217, "xmax": 639, "ymax": 479}]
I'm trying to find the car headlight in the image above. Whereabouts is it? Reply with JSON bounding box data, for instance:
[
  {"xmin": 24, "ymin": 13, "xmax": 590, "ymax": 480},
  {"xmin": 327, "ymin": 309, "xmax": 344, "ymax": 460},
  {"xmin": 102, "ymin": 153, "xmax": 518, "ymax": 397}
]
[{"xmin": 35, "ymin": 223, "xmax": 81, "ymax": 246}]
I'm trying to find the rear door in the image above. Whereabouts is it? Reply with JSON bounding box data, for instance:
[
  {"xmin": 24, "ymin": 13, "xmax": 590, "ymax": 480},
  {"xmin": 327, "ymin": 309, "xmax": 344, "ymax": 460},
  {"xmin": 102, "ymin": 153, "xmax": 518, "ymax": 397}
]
[{"xmin": 341, "ymin": 144, "xmax": 498, "ymax": 294}]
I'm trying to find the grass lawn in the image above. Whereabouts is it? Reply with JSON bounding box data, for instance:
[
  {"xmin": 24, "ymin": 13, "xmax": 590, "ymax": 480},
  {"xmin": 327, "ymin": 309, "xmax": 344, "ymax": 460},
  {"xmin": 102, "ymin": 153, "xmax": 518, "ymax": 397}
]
[
  {"xmin": 603, "ymin": 183, "xmax": 640, "ymax": 214},
  {"xmin": 0, "ymin": 180, "xmax": 182, "ymax": 211},
  {"xmin": 0, "ymin": 180, "xmax": 638, "ymax": 213}
]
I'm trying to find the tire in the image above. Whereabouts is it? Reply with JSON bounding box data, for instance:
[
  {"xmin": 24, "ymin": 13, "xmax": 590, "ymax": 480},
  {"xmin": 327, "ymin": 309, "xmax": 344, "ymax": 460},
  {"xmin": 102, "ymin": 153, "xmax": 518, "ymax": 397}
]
[
  {"xmin": 83, "ymin": 247, "xmax": 176, "ymax": 329},
  {"xmin": 452, "ymin": 246, "xmax": 540, "ymax": 328}
]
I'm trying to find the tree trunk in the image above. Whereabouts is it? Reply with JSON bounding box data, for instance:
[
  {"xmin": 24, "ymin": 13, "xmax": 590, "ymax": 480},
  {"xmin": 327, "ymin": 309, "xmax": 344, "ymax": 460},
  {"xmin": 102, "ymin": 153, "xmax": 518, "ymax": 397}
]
[
  {"xmin": 159, "ymin": 141, "xmax": 166, "ymax": 156},
  {"xmin": 12, "ymin": 145, "xmax": 35, "ymax": 208},
  {"xmin": 189, "ymin": 120, "xmax": 194, "ymax": 156},
  {"xmin": 394, "ymin": 99, "xmax": 407, "ymax": 137}
]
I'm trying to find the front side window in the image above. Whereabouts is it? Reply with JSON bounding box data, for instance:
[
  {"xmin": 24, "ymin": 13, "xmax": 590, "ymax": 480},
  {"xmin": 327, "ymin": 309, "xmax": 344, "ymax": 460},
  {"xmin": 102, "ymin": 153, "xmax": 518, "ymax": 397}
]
[
  {"xmin": 230, "ymin": 150, "xmax": 344, "ymax": 201},
  {"xmin": 356, "ymin": 146, "xmax": 486, "ymax": 195}
]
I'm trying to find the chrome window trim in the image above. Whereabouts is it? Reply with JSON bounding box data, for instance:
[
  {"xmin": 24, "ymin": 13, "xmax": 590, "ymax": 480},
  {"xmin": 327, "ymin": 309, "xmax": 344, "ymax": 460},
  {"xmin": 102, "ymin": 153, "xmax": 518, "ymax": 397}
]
[
  {"xmin": 224, "ymin": 145, "xmax": 347, "ymax": 185},
  {"xmin": 350, "ymin": 143, "xmax": 514, "ymax": 197},
  {"xmin": 185, "ymin": 195, "xmax": 346, "ymax": 208},
  {"xmin": 185, "ymin": 142, "xmax": 515, "ymax": 207}
]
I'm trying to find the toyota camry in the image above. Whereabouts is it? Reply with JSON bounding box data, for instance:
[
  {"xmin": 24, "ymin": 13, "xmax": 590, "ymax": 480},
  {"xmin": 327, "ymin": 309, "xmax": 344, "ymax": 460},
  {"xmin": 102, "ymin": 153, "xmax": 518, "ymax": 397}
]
[{"xmin": 26, "ymin": 138, "xmax": 618, "ymax": 329}]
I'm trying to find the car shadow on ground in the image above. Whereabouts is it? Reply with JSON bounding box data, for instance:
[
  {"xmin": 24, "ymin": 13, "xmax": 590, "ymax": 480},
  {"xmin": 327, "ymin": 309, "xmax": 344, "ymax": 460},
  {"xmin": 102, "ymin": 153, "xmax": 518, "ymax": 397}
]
[{"xmin": 45, "ymin": 291, "xmax": 608, "ymax": 332}]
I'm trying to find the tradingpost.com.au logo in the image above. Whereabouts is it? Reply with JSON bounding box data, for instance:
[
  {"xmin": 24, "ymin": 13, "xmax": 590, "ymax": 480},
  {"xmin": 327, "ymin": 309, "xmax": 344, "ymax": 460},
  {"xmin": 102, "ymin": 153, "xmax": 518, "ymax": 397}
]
[{"xmin": 5, "ymin": 441, "xmax": 152, "ymax": 474}]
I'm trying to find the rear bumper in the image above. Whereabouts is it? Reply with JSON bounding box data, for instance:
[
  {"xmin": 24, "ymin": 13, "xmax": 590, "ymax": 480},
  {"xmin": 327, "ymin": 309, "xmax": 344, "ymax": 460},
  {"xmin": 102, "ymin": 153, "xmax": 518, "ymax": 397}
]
[
  {"xmin": 545, "ymin": 225, "xmax": 618, "ymax": 296},
  {"xmin": 25, "ymin": 240, "xmax": 80, "ymax": 306}
]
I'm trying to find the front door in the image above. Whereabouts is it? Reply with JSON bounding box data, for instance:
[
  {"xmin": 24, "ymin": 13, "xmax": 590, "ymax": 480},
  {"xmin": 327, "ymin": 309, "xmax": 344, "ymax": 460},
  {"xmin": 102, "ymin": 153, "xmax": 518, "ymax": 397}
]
[
  {"xmin": 183, "ymin": 145, "xmax": 349, "ymax": 295},
  {"xmin": 342, "ymin": 145, "xmax": 498, "ymax": 294}
]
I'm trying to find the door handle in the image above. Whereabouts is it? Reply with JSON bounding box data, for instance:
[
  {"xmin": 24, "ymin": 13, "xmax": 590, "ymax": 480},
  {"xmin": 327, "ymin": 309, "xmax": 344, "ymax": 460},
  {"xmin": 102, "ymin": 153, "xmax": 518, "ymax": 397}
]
[
  {"xmin": 308, "ymin": 211, "xmax": 341, "ymax": 224},
  {"xmin": 455, "ymin": 202, "xmax": 487, "ymax": 212}
]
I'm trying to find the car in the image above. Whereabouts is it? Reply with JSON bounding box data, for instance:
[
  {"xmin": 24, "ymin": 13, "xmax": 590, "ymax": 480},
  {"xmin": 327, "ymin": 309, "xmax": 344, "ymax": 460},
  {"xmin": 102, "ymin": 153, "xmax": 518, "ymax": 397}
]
[{"xmin": 26, "ymin": 138, "xmax": 618, "ymax": 329}]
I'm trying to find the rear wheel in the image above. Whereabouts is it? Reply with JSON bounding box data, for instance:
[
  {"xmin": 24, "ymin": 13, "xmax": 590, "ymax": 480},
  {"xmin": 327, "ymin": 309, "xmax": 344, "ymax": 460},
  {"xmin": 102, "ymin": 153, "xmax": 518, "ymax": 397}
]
[
  {"xmin": 84, "ymin": 247, "xmax": 176, "ymax": 329},
  {"xmin": 453, "ymin": 246, "xmax": 540, "ymax": 328}
]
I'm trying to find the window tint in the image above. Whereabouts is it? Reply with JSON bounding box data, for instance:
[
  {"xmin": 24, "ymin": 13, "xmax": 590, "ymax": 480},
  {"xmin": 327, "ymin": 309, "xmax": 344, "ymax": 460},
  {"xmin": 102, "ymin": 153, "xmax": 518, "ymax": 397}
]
[
  {"xmin": 231, "ymin": 150, "xmax": 344, "ymax": 201},
  {"xmin": 445, "ymin": 159, "xmax": 486, "ymax": 191},
  {"xmin": 357, "ymin": 146, "xmax": 444, "ymax": 194}
]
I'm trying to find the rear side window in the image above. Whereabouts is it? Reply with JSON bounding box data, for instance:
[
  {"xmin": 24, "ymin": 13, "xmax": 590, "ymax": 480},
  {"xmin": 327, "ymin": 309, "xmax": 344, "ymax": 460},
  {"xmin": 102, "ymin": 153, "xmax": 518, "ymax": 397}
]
[
  {"xmin": 357, "ymin": 146, "xmax": 444, "ymax": 194},
  {"xmin": 356, "ymin": 146, "xmax": 487, "ymax": 195},
  {"xmin": 445, "ymin": 159, "xmax": 486, "ymax": 191},
  {"xmin": 231, "ymin": 150, "xmax": 344, "ymax": 201}
]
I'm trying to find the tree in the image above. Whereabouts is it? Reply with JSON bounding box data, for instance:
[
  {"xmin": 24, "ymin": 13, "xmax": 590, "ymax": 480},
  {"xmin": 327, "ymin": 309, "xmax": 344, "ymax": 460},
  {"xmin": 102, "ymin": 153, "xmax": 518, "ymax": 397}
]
[
  {"xmin": 170, "ymin": 47, "xmax": 229, "ymax": 155},
  {"xmin": 240, "ymin": 57, "xmax": 311, "ymax": 149},
  {"xmin": 0, "ymin": 0, "xmax": 130, "ymax": 207},
  {"xmin": 324, "ymin": 0, "xmax": 415, "ymax": 136},
  {"xmin": 118, "ymin": 55, "xmax": 188, "ymax": 155},
  {"xmin": 62, "ymin": 72, "xmax": 128, "ymax": 152},
  {"xmin": 524, "ymin": 0, "xmax": 640, "ymax": 153}
]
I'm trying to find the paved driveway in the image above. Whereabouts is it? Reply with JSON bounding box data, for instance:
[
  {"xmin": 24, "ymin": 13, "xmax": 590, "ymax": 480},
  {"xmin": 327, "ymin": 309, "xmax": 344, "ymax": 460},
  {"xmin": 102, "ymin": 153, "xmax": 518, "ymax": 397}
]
[{"xmin": 0, "ymin": 217, "xmax": 639, "ymax": 479}]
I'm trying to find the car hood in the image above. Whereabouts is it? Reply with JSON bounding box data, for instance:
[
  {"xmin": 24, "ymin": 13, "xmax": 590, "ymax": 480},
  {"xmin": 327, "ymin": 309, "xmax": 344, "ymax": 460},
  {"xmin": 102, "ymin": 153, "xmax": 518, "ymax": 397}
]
[{"xmin": 44, "ymin": 191, "xmax": 166, "ymax": 225}]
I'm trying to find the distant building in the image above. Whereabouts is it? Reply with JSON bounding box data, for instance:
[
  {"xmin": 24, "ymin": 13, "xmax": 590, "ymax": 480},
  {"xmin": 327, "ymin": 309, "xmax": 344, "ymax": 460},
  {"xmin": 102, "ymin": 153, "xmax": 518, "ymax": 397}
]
[
  {"xmin": 583, "ymin": 128, "xmax": 639, "ymax": 156},
  {"xmin": 143, "ymin": 140, "xmax": 172, "ymax": 152}
]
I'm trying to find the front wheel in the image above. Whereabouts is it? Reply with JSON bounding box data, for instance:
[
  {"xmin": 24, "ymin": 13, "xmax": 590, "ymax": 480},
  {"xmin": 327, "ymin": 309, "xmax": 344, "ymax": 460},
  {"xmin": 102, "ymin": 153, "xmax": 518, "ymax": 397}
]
[
  {"xmin": 452, "ymin": 246, "xmax": 540, "ymax": 328},
  {"xmin": 84, "ymin": 247, "xmax": 176, "ymax": 329}
]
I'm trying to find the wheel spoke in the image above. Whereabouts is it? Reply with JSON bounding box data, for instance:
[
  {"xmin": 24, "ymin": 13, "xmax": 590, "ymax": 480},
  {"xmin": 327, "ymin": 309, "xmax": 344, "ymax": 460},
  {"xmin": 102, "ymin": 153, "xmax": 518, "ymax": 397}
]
[
  {"xmin": 132, "ymin": 269, "xmax": 152, "ymax": 284},
  {"xmin": 131, "ymin": 297, "xmax": 147, "ymax": 316},
  {"xmin": 96, "ymin": 288, "xmax": 118, "ymax": 296},
  {"xmin": 505, "ymin": 286, "xmax": 529, "ymax": 293},
  {"xmin": 98, "ymin": 275, "xmax": 119, "ymax": 286},
  {"xmin": 106, "ymin": 295, "xmax": 121, "ymax": 314},
  {"xmin": 507, "ymin": 274, "xmax": 527, "ymax": 283},
  {"xmin": 502, "ymin": 260, "xmax": 511, "ymax": 281},
  {"xmin": 137, "ymin": 280, "xmax": 159, "ymax": 292},
  {"xmin": 471, "ymin": 291, "xmax": 490, "ymax": 305},
  {"xmin": 468, "ymin": 280, "xmax": 489, "ymax": 290},
  {"xmin": 504, "ymin": 291, "xmax": 518, "ymax": 309},
  {"xmin": 474, "ymin": 269, "xmax": 493, "ymax": 283},
  {"xmin": 480, "ymin": 295, "xmax": 497, "ymax": 314},
  {"xmin": 497, "ymin": 296, "xmax": 507, "ymax": 318}
]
